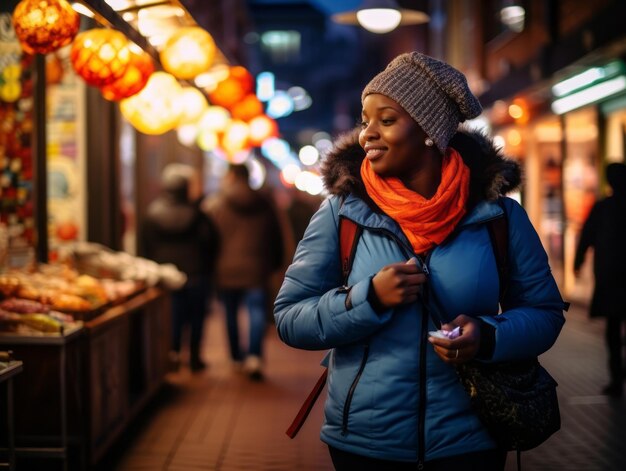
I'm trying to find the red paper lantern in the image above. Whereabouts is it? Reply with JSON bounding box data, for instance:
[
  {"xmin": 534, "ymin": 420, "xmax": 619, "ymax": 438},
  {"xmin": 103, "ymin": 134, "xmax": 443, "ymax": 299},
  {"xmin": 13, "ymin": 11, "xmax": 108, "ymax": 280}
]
[
  {"xmin": 209, "ymin": 66, "xmax": 254, "ymax": 110},
  {"xmin": 12, "ymin": 0, "xmax": 80, "ymax": 55},
  {"xmin": 100, "ymin": 49, "xmax": 154, "ymax": 101},
  {"xmin": 70, "ymin": 29, "xmax": 131, "ymax": 88},
  {"xmin": 230, "ymin": 94, "xmax": 264, "ymax": 122}
]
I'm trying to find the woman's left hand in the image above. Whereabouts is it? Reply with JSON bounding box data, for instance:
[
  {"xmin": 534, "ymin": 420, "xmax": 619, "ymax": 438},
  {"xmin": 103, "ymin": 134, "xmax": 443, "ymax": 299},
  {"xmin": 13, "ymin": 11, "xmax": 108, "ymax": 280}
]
[{"xmin": 428, "ymin": 314, "xmax": 481, "ymax": 364}]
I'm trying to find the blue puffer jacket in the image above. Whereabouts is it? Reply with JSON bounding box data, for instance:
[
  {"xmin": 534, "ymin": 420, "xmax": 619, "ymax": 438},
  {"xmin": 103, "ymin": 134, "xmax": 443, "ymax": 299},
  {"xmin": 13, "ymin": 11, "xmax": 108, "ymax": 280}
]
[{"xmin": 274, "ymin": 129, "xmax": 566, "ymax": 463}]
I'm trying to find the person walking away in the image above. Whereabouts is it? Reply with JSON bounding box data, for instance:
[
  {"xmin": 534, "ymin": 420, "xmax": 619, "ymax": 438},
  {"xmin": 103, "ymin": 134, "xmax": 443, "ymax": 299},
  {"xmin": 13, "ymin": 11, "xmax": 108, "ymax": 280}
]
[
  {"xmin": 574, "ymin": 162, "xmax": 626, "ymax": 397},
  {"xmin": 142, "ymin": 163, "xmax": 220, "ymax": 372},
  {"xmin": 274, "ymin": 51, "xmax": 567, "ymax": 469},
  {"xmin": 203, "ymin": 164, "xmax": 284, "ymax": 381}
]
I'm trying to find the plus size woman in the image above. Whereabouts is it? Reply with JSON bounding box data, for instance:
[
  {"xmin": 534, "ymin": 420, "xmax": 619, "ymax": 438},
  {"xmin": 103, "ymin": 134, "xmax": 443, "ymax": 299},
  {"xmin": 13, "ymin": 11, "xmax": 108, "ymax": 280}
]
[{"xmin": 275, "ymin": 52, "xmax": 567, "ymax": 470}]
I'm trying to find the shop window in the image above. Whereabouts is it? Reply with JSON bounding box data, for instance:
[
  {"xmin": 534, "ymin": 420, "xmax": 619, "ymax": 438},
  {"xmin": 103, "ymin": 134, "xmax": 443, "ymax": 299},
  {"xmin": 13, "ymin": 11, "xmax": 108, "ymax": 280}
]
[
  {"xmin": 260, "ymin": 30, "xmax": 301, "ymax": 65},
  {"xmin": 563, "ymin": 107, "xmax": 599, "ymax": 302}
]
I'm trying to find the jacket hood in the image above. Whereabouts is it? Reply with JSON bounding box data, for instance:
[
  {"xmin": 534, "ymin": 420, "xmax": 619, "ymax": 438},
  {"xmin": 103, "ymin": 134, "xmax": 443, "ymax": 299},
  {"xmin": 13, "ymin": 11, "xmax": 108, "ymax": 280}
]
[{"xmin": 321, "ymin": 127, "xmax": 522, "ymax": 210}]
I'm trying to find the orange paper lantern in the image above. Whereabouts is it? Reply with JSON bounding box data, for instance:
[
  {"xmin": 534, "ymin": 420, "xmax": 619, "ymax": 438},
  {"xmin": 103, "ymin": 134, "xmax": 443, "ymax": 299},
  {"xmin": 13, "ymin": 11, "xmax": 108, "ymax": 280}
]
[
  {"xmin": 12, "ymin": 0, "xmax": 80, "ymax": 55},
  {"xmin": 208, "ymin": 66, "xmax": 254, "ymax": 110},
  {"xmin": 160, "ymin": 27, "xmax": 217, "ymax": 80},
  {"xmin": 248, "ymin": 115, "xmax": 278, "ymax": 147},
  {"xmin": 230, "ymin": 94, "xmax": 264, "ymax": 122},
  {"xmin": 119, "ymin": 72, "xmax": 183, "ymax": 135},
  {"xmin": 70, "ymin": 29, "xmax": 131, "ymax": 88},
  {"xmin": 100, "ymin": 49, "xmax": 154, "ymax": 101}
]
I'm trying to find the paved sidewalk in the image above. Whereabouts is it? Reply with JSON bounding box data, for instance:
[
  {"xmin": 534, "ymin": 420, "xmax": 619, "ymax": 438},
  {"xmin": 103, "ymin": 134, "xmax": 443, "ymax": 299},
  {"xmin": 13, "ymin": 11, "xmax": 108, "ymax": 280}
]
[
  {"xmin": 505, "ymin": 302, "xmax": 626, "ymax": 470},
  {"xmin": 102, "ymin": 301, "xmax": 625, "ymax": 471}
]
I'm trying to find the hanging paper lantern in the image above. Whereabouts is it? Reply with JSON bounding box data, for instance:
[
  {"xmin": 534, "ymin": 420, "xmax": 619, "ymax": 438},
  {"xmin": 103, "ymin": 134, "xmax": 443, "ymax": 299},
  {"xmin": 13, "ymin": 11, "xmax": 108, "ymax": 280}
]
[
  {"xmin": 208, "ymin": 66, "xmax": 254, "ymax": 110},
  {"xmin": 221, "ymin": 119, "xmax": 250, "ymax": 158},
  {"xmin": 120, "ymin": 71, "xmax": 183, "ymax": 135},
  {"xmin": 12, "ymin": 0, "xmax": 80, "ymax": 55},
  {"xmin": 160, "ymin": 27, "xmax": 216, "ymax": 80},
  {"xmin": 100, "ymin": 49, "xmax": 154, "ymax": 101},
  {"xmin": 197, "ymin": 129, "xmax": 219, "ymax": 152},
  {"xmin": 70, "ymin": 29, "xmax": 131, "ymax": 88},
  {"xmin": 198, "ymin": 106, "xmax": 231, "ymax": 133},
  {"xmin": 178, "ymin": 87, "xmax": 209, "ymax": 124},
  {"xmin": 248, "ymin": 115, "xmax": 278, "ymax": 147},
  {"xmin": 230, "ymin": 94, "xmax": 264, "ymax": 122}
]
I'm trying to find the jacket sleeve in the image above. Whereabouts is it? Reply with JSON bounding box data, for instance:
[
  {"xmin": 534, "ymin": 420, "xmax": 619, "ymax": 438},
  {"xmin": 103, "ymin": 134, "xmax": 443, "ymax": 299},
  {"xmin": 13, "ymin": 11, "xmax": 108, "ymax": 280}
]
[
  {"xmin": 274, "ymin": 197, "xmax": 394, "ymax": 350},
  {"xmin": 479, "ymin": 197, "xmax": 566, "ymax": 361}
]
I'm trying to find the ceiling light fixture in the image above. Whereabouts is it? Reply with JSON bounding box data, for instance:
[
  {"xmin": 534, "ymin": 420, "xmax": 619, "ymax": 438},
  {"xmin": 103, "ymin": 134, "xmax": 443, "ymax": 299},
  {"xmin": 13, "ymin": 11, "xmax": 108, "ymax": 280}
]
[{"xmin": 332, "ymin": 0, "xmax": 429, "ymax": 34}]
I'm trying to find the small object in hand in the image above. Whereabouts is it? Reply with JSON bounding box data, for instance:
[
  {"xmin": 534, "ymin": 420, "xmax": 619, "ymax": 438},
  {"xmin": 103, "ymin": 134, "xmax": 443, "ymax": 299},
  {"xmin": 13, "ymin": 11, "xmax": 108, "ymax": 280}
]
[{"xmin": 429, "ymin": 326, "xmax": 461, "ymax": 339}]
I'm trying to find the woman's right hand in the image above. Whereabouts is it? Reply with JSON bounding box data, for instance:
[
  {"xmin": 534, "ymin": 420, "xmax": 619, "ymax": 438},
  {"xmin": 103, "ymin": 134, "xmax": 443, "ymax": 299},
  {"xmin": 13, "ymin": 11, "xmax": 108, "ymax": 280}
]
[{"xmin": 371, "ymin": 258, "xmax": 427, "ymax": 308}]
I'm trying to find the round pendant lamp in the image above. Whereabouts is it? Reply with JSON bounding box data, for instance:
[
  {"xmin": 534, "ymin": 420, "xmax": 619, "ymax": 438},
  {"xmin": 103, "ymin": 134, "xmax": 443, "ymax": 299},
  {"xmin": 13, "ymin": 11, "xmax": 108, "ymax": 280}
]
[
  {"xmin": 160, "ymin": 26, "xmax": 217, "ymax": 80},
  {"xmin": 70, "ymin": 29, "xmax": 131, "ymax": 88},
  {"xmin": 12, "ymin": 0, "xmax": 80, "ymax": 55},
  {"xmin": 119, "ymin": 71, "xmax": 183, "ymax": 135},
  {"xmin": 100, "ymin": 49, "xmax": 154, "ymax": 101}
]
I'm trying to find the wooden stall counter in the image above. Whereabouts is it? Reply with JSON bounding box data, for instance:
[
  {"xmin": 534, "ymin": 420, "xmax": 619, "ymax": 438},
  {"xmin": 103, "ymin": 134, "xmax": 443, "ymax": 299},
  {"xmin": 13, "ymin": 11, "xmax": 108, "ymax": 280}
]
[{"xmin": 0, "ymin": 286, "xmax": 171, "ymax": 470}]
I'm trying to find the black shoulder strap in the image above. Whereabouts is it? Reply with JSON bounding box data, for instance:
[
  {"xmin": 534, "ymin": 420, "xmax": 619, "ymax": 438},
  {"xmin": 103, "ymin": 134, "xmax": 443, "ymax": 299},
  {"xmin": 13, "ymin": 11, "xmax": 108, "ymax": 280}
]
[{"xmin": 486, "ymin": 198, "xmax": 509, "ymax": 301}]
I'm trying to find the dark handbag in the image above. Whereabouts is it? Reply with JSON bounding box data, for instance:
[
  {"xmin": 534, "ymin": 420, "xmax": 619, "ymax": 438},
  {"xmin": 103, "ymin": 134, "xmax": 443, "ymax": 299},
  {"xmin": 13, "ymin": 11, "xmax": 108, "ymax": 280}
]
[{"xmin": 456, "ymin": 358, "xmax": 560, "ymax": 451}]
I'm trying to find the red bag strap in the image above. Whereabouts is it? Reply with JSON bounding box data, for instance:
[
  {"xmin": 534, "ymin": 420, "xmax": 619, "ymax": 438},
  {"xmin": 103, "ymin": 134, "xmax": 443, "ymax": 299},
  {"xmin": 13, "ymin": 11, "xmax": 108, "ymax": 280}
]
[
  {"xmin": 339, "ymin": 216, "xmax": 362, "ymax": 284},
  {"xmin": 286, "ymin": 214, "xmax": 361, "ymax": 438},
  {"xmin": 285, "ymin": 369, "xmax": 328, "ymax": 438}
]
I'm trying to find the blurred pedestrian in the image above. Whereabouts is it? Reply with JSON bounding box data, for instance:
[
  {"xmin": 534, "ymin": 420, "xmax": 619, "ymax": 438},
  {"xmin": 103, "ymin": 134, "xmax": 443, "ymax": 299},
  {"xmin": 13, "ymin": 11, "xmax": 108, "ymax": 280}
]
[
  {"xmin": 142, "ymin": 163, "xmax": 220, "ymax": 372},
  {"xmin": 203, "ymin": 164, "xmax": 284, "ymax": 381},
  {"xmin": 275, "ymin": 52, "xmax": 566, "ymax": 469},
  {"xmin": 574, "ymin": 162, "xmax": 626, "ymax": 397}
]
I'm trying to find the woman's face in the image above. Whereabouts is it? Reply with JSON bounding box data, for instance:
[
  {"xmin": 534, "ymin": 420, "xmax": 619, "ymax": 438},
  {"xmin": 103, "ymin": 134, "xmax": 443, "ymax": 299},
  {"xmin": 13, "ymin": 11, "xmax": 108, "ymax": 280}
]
[{"xmin": 359, "ymin": 93, "xmax": 428, "ymax": 178}]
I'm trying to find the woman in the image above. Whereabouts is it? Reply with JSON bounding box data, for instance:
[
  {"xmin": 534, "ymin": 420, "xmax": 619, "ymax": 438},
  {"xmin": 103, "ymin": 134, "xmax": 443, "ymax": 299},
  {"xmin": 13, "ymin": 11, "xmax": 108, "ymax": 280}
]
[{"xmin": 274, "ymin": 52, "xmax": 566, "ymax": 470}]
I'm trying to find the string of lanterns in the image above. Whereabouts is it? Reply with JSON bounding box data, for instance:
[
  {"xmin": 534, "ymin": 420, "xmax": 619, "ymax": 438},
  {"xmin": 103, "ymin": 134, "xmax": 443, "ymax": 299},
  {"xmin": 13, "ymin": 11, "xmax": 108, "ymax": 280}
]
[{"xmin": 10, "ymin": 0, "xmax": 280, "ymax": 162}]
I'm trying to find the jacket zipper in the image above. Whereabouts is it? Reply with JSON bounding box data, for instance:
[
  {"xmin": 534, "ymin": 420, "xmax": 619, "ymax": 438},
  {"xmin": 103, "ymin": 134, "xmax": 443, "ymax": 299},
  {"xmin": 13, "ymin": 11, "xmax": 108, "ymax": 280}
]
[
  {"xmin": 417, "ymin": 282, "xmax": 430, "ymax": 469},
  {"xmin": 341, "ymin": 344, "xmax": 370, "ymax": 435}
]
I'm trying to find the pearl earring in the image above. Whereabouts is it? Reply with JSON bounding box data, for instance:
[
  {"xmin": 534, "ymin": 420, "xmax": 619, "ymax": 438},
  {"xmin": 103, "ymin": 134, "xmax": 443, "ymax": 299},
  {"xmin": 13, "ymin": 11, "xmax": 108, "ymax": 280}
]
[{"xmin": 424, "ymin": 137, "xmax": 434, "ymax": 147}]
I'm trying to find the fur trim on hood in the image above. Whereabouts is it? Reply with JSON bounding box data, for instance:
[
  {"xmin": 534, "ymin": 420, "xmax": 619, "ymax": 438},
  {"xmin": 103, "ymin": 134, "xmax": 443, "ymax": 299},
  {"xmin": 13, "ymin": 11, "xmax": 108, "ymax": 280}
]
[{"xmin": 321, "ymin": 127, "xmax": 521, "ymax": 210}]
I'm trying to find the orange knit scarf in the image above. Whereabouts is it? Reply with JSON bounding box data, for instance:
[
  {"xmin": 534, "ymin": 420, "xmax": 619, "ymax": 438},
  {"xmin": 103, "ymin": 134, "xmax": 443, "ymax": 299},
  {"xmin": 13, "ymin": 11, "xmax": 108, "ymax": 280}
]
[{"xmin": 361, "ymin": 147, "xmax": 470, "ymax": 255}]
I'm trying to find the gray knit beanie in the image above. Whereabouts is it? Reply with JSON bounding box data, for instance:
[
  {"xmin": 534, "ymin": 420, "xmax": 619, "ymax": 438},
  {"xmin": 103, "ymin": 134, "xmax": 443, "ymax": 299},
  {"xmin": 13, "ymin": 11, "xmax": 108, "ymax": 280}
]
[{"xmin": 362, "ymin": 52, "xmax": 482, "ymax": 153}]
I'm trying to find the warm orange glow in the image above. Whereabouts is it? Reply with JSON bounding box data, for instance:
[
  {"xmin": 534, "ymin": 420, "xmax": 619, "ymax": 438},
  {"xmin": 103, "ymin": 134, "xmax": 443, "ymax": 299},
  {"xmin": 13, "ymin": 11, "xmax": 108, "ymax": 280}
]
[
  {"xmin": 70, "ymin": 29, "xmax": 131, "ymax": 87},
  {"xmin": 198, "ymin": 106, "xmax": 231, "ymax": 133},
  {"xmin": 197, "ymin": 129, "xmax": 219, "ymax": 151},
  {"xmin": 178, "ymin": 87, "xmax": 209, "ymax": 124},
  {"xmin": 208, "ymin": 66, "xmax": 254, "ymax": 110},
  {"xmin": 119, "ymin": 71, "xmax": 183, "ymax": 135},
  {"xmin": 12, "ymin": 0, "xmax": 80, "ymax": 55},
  {"xmin": 248, "ymin": 115, "xmax": 278, "ymax": 146},
  {"xmin": 509, "ymin": 98, "xmax": 529, "ymax": 124},
  {"xmin": 230, "ymin": 94, "xmax": 264, "ymax": 122},
  {"xmin": 221, "ymin": 119, "xmax": 250, "ymax": 157},
  {"xmin": 100, "ymin": 49, "xmax": 154, "ymax": 101},
  {"xmin": 160, "ymin": 27, "xmax": 217, "ymax": 80},
  {"xmin": 508, "ymin": 129, "xmax": 522, "ymax": 146}
]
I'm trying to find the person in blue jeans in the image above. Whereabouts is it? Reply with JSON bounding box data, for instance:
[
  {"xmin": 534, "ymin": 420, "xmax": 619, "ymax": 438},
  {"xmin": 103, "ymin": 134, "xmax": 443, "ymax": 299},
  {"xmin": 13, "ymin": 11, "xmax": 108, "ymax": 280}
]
[
  {"xmin": 203, "ymin": 164, "xmax": 284, "ymax": 380},
  {"xmin": 219, "ymin": 288, "xmax": 267, "ymax": 378}
]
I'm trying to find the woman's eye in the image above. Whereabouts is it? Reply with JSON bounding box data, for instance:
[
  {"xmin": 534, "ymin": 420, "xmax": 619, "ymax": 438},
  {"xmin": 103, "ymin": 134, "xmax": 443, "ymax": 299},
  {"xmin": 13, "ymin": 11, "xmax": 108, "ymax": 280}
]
[
  {"xmin": 381, "ymin": 118, "xmax": 394, "ymax": 125},
  {"xmin": 359, "ymin": 120, "xmax": 368, "ymax": 128}
]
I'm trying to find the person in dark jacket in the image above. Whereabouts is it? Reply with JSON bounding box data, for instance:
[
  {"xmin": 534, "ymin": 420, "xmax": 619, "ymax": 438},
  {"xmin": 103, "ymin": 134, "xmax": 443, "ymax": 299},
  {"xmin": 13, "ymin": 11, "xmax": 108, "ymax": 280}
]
[
  {"xmin": 275, "ymin": 52, "xmax": 567, "ymax": 470},
  {"xmin": 142, "ymin": 163, "xmax": 220, "ymax": 372},
  {"xmin": 203, "ymin": 164, "xmax": 284, "ymax": 381},
  {"xmin": 574, "ymin": 162, "xmax": 626, "ymax": 397}
]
